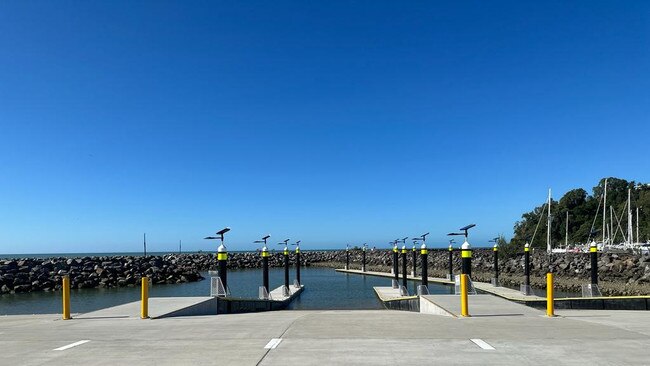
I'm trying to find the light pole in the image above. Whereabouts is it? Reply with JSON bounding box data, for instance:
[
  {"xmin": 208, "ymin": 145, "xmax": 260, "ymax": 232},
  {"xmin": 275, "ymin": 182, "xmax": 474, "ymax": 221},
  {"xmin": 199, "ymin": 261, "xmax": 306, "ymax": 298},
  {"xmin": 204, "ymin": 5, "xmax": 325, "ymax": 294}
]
[
  {"xmin": 292, "ymin": 240, "xmax": 301, "ymax": 286},
  {"xmin": 489, "ymin": 237, "xmax": 499, "ymax": 286},
  {"xmin": 448, "ymin": 224, "xmax": 475, "ymax": 278},
  {"xmin": 390, "ymin": 240, "xmax": 399, "ymax": 288},
  {"xmin": 398, "ymin": 237, "xmax": 408, "ymax": 291},
  {"xmin": 361, "ymin": 243, "xmax": 367, "ymax": 272},
  {"xmin": 278, "ymin": 239, "xmax": 290, "ymax": 295},
  {"xmin": 254, "ymin": 234, "xmax": 271, "ymax": 296},
  {"xmin": 204, "ymin": 227, "xmax": 231, "ymax": 295}
]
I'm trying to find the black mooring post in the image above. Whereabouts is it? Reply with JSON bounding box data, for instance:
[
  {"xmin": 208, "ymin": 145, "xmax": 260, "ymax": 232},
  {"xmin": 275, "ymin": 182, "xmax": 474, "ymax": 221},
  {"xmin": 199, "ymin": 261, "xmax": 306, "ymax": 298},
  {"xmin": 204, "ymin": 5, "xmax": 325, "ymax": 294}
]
[
  {"xmin": 412, "ymin": 246, "xmax": 417, "ymax": 277},
  {"xmin": 217, "ymin": 245, "xmax": 228, "ymax": 292},
  {"xmin": 362, "ymin": 246, "xmax": 366, "ymax": 272},
  {"xmin": 493, "ymin": 245, "xmax": 499, "ymax": 285},
  {"xmin": 590, "ymin": 242, "xmax": 598, "ymax": 285},
  {"xmin": 262, "ymin": 246, "xmax": 269, "ymax": 293},
  {"xmin": 524, "ymin": 243, "xmax": 530, "ymax": 288},
  {"xmin": 346, "ymin": 248, "xmax": 350, "ymax": 270},
  {"xmin": 401, "ymin": 246, "xmax": 407, "ymax": 289},
  {"xmin": 461, "ymin": 242, "xmax": 472, "ymax": 278},
  {"xmin": 296, "ymin": 246, "xmax": 301, "ymax": 286},
  {"xmin": 421, "ymin": 244, "xmax": 428, "ymax": 288},
  {"xmin": 393, "ymin": 246, "xmax": 399, "ymax": 287},
  {"xmin": 284, "ymin": 246, "xmax": 289, "ymax": 290},
  {"xmin": 448, "ymin": 245, "xmax": 453, "ymax": 279}
]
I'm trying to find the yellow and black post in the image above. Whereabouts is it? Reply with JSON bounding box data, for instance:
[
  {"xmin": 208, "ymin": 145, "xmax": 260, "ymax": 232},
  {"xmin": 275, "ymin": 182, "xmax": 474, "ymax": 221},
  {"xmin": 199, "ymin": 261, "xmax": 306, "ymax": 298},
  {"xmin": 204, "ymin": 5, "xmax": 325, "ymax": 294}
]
[
  {"xmin": 524, "ymin": 243, "xmax": 530, "ymax": 289},
  {"xmin": 401, "ymin": 245, "xmax": 407, "ymax": 289},
  {"xmin": 284, "ymin": 245, "xmax": 290, "ymax": 290},
  {"xmin": 411, "ymin": 244, "xmax": 417, "ymax": 277},
  {"xmin": 62, "ymin": 275, "xmax": 71, "ymax": 320},
  {"xmin": 141, "ymin": 276, "xmax": 149, "ymax": 319},
  {"xmin": 461, "ymin": 241, "xmax": 472, "ymax": 278},
  {"xmin": 493, "ymin": 243, "xmax": 499, "ymax": 286},
  {"xmin": 420, "ymin": 243, "xmax": 428, "ymax": 288},
  {"xmin": 295, "ymin": 243, "xmax": 301, "ymax": 286},
  {"xmin": 217, "ymin": 244, "xmax": 228, "ymax": 292},
  {"xmin": 262, "ymin": 246, "xmax": 269, "ymax": 293},
  {"xmin": 345, "ymin": 245, "xmax": 350, "ymax": 270},
  {"xmin": 362, "ymin": 245, "xmax": 367, "ymax": 272},
  {"xmin": 590, "ymin": 241, "xmax": 598, "ymax": 285},
  {"xmin": 448, "ymin": 244, "xmax": 454, "ymax": 279},
  {"xmin": 392, "ymin": 244, "xmax": 399, "ymax": 288}
]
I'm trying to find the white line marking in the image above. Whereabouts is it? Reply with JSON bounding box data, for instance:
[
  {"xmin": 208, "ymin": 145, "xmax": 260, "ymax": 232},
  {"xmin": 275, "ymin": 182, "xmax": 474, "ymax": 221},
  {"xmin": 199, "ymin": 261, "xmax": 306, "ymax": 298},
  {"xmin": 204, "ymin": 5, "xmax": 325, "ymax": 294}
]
[
  {"xmin": 53, "ymin": 340, "xmax": 90, "ymax": 351},
  {"xmin": 470, "ymin": 339, "xmax": 495, "ymax": 350},
  {"xmin": 264, "ymin": 338, "xmax": 282, "ymax": 349}
]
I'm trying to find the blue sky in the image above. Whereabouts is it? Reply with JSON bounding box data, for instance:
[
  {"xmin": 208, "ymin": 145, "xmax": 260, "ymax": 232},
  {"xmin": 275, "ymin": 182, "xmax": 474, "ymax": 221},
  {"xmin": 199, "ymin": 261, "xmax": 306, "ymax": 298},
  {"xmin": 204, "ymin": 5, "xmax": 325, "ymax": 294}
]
[{"xmin": 1, "ymin": 1, "xmax": 649, "ymax": 253}]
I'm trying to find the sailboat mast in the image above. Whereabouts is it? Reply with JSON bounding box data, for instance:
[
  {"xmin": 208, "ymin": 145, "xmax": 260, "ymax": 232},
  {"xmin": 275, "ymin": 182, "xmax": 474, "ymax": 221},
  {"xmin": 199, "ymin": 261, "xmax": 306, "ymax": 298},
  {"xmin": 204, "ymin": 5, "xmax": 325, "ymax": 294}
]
[
  {"xmin": 547, "ymin": 189, "xmax": 552, "ymax": 253},
  {"xmin": 628, "ymin": 189, "xmax": 633, "ymax": 245},
  {"xmin": 565, "ymin": 211, "xmax": 568, "ymax": 247},
  {"xmin": 636, "ymin": 207, "xmax": 641, "ymax": 243},
  {"xmin": 603, "ymin": 179, "xmax": 607, "ymax": 244}
]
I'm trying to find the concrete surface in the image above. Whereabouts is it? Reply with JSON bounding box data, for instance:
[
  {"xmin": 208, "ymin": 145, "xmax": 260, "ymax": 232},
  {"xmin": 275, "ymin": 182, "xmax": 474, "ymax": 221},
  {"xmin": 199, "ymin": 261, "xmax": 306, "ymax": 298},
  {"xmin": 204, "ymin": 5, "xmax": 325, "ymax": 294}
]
[
  {"xmin": 268, "ymin": 284, "xmax": 303, "ymax": 301},
  {"xmin": 421, "ymin": 294, "xmax": 542, "ymax": 318},
  {"xmin": 78, "ymin": 297, "xmax": 217, "ymax": 319},
  {"xmin": 2, "ymin": 308, "xmax": 650, "ymax": 365},
  {"xmin": 373, "ymin": 286, "xmax": 416, "ymax": 301}
]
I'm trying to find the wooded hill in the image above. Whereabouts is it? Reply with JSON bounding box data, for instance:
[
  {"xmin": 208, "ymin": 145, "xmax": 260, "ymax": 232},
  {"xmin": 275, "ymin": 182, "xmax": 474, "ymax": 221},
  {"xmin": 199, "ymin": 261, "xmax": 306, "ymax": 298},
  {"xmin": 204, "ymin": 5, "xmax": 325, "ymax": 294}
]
[{"xmin": 510, "ymin": 178, "xmax": 650, "ymax": 249}]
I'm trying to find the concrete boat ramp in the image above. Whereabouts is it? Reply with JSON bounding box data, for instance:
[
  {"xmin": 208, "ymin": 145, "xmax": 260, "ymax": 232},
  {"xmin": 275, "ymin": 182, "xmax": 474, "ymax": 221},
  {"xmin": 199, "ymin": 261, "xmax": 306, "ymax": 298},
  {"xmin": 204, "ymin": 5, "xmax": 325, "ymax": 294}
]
[{"xmin": 78, "ymin": 285, "xmax": 304, "ymax": 319}]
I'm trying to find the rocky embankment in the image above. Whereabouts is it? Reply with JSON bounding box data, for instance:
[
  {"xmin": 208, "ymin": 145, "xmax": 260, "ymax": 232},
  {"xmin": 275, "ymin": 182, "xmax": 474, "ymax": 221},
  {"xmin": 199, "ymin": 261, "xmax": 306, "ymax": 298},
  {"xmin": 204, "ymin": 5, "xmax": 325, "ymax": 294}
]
[
  {"xmin": 311, "ymin": 249, "xmax": 650, "ymax": 296},
  {"xmin": 2, "ymin": 249, "xmax": 649, "ymax": 295},
  {"xmin": 0, "ymin": 255, "xmax": 204, "ymax": 294}
]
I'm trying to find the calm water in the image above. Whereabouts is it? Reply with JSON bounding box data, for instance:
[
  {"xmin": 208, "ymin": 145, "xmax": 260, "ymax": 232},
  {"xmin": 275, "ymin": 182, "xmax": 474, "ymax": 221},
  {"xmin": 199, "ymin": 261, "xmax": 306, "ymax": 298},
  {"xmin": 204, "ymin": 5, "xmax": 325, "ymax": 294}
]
[{"xmin": 0, "ymin": 267, "xmax": 453, "ymax": 315}]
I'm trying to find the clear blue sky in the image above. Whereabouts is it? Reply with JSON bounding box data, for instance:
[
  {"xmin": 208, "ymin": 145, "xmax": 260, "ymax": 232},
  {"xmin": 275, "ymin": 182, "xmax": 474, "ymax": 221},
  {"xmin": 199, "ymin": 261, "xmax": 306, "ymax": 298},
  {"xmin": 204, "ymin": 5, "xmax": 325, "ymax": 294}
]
[{"xmin": 1, "ymin": 1, "xmax": 649, "ymax": 254}]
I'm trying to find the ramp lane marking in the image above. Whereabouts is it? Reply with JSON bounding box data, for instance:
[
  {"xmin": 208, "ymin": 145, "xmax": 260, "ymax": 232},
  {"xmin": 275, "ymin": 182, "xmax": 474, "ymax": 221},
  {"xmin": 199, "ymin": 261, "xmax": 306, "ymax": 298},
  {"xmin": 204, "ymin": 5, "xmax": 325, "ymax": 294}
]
[
  {"xmin": 264, "ymin": 338, "xmax": 282, "ymax": 349},
  {"xmin": 53, "ymin": 340, "xmax": 90, "ymax": 351},
  {"xmin": 470, "ymin": 339, "xmax": 495, "ymax": 350}
]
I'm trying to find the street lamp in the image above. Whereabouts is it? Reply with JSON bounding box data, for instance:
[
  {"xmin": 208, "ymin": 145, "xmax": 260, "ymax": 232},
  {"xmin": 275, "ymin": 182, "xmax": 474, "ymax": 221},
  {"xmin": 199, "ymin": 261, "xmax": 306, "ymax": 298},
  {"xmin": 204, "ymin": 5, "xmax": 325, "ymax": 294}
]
[
  {"xmin": 448, "ymin": 224, "xmax": 476, "ymax": 278},
  {"xmin": 204, "ymin": 227, "xmax": 231, "ymax": 296}
]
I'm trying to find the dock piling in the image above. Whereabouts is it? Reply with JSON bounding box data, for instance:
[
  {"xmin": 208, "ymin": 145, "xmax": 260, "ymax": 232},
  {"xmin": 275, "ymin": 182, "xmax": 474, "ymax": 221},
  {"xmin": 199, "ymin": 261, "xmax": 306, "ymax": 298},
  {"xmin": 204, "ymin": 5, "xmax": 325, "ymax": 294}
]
[
  {"xmin": 461, "ymin": 241, "xmax": 472, "ymax": 279},
  {"xmin": 448, "ymin": 244, "xmax": 453, "ymax": 280},
  {"xmin": 590, "ymin": 242, "xmax": 598, "ymax": 285},
  {"xmin": 523, "ymin": 243, "xmax": 531, "ymax": 295},
  {"xmin": 493, "ymin": 243, "xmax": 499, "ymax": 286},
  {"xmin": 392, "ymin": 244, "xmax": 399, "ymax": 289},
  {"xmin": 362, "ymin": 245, "xmax": 366, "ymax": 272},
  {"xmin": 401, "ymin": 245, "xmax": 407, "ymax": 291},
  {"xmin": 295, "ymin": 244, "xmax": 301, "ymax": 286},
  {"xmin": 420, "ymin": 243, "xmax": 428, "ymax": 289},
  {"xmin": 262, "ymin": 246, "xmax": 269, "ymax": 295},
  {"xmin": 284, "ymin": 245, "xmax": 290, "ymax": 295},
  {"xmin": 346, "ymin": 246, "xmax": 350, "ymax": 270},
  {"xmin": 217, "ymin": 244, "xmax": 228, "ymax": 292},
  {"xmin": 411, "ymin": 244, "xmax": 417, "ymax": 277}
]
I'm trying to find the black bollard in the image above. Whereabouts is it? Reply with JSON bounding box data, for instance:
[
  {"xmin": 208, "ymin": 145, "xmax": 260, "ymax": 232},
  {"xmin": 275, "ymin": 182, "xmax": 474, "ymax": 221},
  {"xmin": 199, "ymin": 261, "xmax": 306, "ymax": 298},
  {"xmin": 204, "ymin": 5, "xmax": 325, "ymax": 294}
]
[
  {"xmin": 461, "ymin": 241, "xmax": 472, "ymax": 278},
  {"xmin": 524, "ymin": 243, "xmax": 530, "ymax": 288},
  {"xmin": 217, "ymin": 244, "xmax": 228, "ymax": 294},
  {"xmin": 392, "ymin": 245, "xmax": 399, "ymax": 288},
  {"xmin": 448, "ymin": 244, "xmax": 453, "ymax": 279},
  {"xmin": 296, "ymin": 245, "xmax": 301, "ymax": 286},
  {"xmin": 283, "ymin": 246, "xmax": 290, "ymax": 291},
  {"xmin": 493, "ymin": 244, "xmax": 499, "ymax": 286},
  {"xmin": 262, "ymin": 246, "xmax": 269, "ymax": 294},
  {"xmin": 401, "ymin": 246, "xmax": 407, "ymax": 289},
  {"xmin": 346, "ymin": 247, "xmax": 350, "ymax": 270},
  {"xmin": 420, "ymin": 243, "xmax": 428, "ymax": 288},
  {"xmin": 362, "ymin": 246, "xmax": 366, "ymax": 272},
  {"xmin": 590, "ymin": 242, "xmax": 598, "ymax": 285},
  {"xmin": 411, "ymin": 245, "xmax": 417, "ymax": 277}
]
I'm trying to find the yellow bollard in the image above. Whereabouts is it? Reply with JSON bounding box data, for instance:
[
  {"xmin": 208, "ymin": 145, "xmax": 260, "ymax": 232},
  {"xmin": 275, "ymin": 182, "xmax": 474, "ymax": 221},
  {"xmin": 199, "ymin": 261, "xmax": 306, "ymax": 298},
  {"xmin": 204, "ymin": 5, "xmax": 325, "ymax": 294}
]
[
  {"xmin": 460, "ymin": 274, "xmax": 470, "ymax": 317},
  {"xmin": 62, "ymin": 275, "xmax": 71, "ymax": 320},
  {"xmin": 141, "ymin": 277, "xmax": 149, "ymax": 319},
  {"xmin": 546, "ymin": 273, "xmax": 554, "ymax": 317}
]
